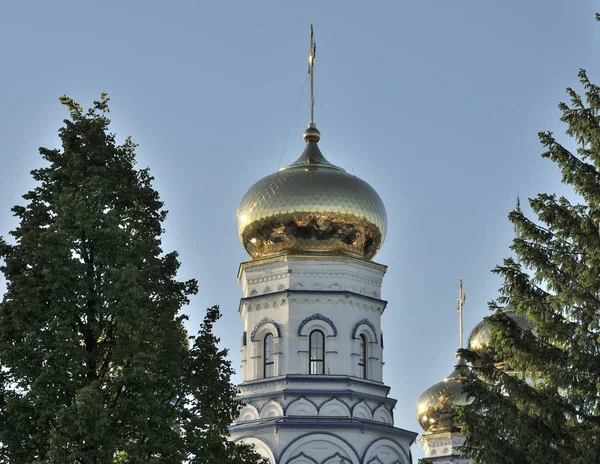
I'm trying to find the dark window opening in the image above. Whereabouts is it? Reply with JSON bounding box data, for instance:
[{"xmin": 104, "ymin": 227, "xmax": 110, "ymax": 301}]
[
  {"xmin": 264, "ymin": 333, "xmax": 274, "ymax": 378},
  {"xmin": 309, "ymin": 330, "xmax": 325, "ymax": 374}
]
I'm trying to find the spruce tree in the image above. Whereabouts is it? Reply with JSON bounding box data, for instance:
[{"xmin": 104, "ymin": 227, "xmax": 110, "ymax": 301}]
[
  {"xmin": 458, "ymin": 16, "xmax": 600, "ymax": 464},
  {"xmin": 0, "ymin": 95, "xmax": 262, "ymax": 464}
]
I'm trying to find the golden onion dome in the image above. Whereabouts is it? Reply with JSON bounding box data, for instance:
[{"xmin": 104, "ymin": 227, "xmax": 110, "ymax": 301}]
[
  {"xmin": 467, "ymin": 318, "xmax": 493, "ymax": 359},
  {"xmin": 237, "ymin": 125, "xmax": 387, "ymax": 260},
  {"xmin": 416, "ymin": 353, "xmax": 471, "ymax": 433},
  {"xmin": 468, "ymin": 310, "xmax": 532, "ymax": 365}
]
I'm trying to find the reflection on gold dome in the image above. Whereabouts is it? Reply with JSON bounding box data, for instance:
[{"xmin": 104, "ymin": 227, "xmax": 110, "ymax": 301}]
[
  {"xmin": 468, "ymin": 310, "xmax": 532, "ymax": 366},
  {"xmin": 416, "ymin": 354, "xmax": 471, "ymax": 434},
  {"xmin": 237, "ymin": 127, "xmax": 387, "ymax": 260}
]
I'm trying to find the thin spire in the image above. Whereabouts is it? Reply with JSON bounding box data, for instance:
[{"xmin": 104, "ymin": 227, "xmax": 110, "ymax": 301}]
[
  {"xmin": 514, "ymin": 196, "xmax": 522, "ymax": 264},
  {"xmin": 515, "ymin": 195, "xmax": 522, "ymax": 239},
  {"xmin": 457, "ymin": 277, "xmax": 466, "ymax": 349},
  {"xmin": 303, "ymin": 25, "xmax": 320, "ymax": 143},
  {"xmin": 308, "ymin": 24, "xmax": 316, "ymax": 125}
]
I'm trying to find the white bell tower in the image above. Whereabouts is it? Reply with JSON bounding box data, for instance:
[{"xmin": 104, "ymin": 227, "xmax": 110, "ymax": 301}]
[{"xmin": 229, "ymin": 26, "xmax": 417, "ymax": 464}]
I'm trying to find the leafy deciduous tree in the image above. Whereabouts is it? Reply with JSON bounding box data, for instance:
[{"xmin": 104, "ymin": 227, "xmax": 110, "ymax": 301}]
[{"xmin": 0, "ymin": 95, "xmax": 262, "ymax": 464}]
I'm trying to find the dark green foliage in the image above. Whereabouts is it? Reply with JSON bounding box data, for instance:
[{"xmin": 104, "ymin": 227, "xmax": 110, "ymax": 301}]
[
  {"xmin": 0, "ymin": 95, "xmax": 262, "ymax": 463},
  {"xmin": 458, "ymin": 66, "xmax": 600, "ymax": 462}
]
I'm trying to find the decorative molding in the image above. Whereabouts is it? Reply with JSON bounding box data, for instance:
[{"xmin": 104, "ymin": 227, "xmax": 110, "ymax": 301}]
[
  {"xmin": 319, "ymin": 403, "xmax": 350, "ymax": 418},
  {"xmin": 366, "ymin": 458, "xmax": 401, "ymax": 464},
  {"xmin": 242, "ymin": 298, "xmax": 288, "ymax": 312},
  {"xmin": 292, "ymin": 271, "xmax": 381, "ymax": 287},
  {"xmin": 318, "ymin": 396, "xmax": 352, "ymax": 414},
  {"xmin": 362, "ymin": 437, "xmax": 412, "ymax": 464},
  {"xmin": 237, "ymin": 389, "xmax": 396, "ymax": 414},
  {"xmin": 351, "ymin": 400, "xmax": 373, "ymax": 420},
  {"xmin": 285, "ymin": 451, "xmax": 319, "ymax": 464},
  {"xmin": 297, "ymin": 313, "xmax": 338, "ymax": 337},
  {"xmin": 236, "ymin": 404, "xmax": 259, "ymax": 422},
  {"xmin": 231, "ymin": 436, "xmax": 276, "ymax": 462},
  {"xmin": 259, "ymin": 399, "xmax": 284, "ymax": 418},
  {"xmin": 289, "ymin": 296, "xmax": 385, "ymax": 314},
  {"xmin": 238, "ymin": 375, "xmax": 391, "ymax": 396},
  {"xmin": 372, "ymin": 404, "xmax": 393, "ymax": 424},
  {"xmin": 250, "ymin": 318, "xmax": 282, "ymax": 342},
  {"xmin": 278, "ymin": 431, "xmax": 361, "ymax": 464},
  {"xmin": 240, "ymin": 290, "xmax": 386, "ymax": 313},
  {"xmin": 256, "ymin": 397, "xmax": 285, "ymax": 413},
  {"xmin": 367, "ymin": 457, "xmax": 385, "ymax": 464},
  {"xmin": 247, "ymin": 272, "xmax": 288, "ymax": 285},
  {"xmin": 284, "ymin": 396, "xmax": 319, "ymax": 416},
  {"xmin": 352, "ymin": 318, "xmax": 378, "ymax": 341},
  {"xmin": 238, "ymin": 253, "xmax": 388, "ymax": 280},
  {"xmin": 322, "ymin": 452, "xmax": 352, "ymax": 463}
]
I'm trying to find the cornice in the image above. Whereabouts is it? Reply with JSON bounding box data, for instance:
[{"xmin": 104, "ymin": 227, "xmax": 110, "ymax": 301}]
[
  {"xmin": 238, "ymin": 253, "xmax": 388, "ymax": 280},
  {"xmin": 239, "ymin": 289, "xmax": 387, "ymax": 313},
  {"xmin": 228, "ymin": 416, "xmax": 417, "ymax": 441},
  {"xmin": 237, "ymin": 387, "xmax": 397, "ymax": 409},
  {"xmin": 237, "ymin": 374, "xmax": 390, "ymax": 395}
]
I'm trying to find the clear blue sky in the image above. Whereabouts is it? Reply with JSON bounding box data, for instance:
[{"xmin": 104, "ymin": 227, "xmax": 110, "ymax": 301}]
[{"xmin": 1, "ymin": 1, "xmax": 599, "ymax": 460}]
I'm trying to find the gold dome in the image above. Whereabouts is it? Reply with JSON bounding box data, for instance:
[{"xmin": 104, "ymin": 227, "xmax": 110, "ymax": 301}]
[
  {"xmin": 468, "ymin": 318, "xmax": 493, "ymax": 358},
  {"xmin": 237, "ymin": 126, "xmax": 387, "ymax": 260},
  {"xmin": 468, "ymin": 310, "xmax": 532, "ymax": 364},
  {"xmin": 416, "ymin": 354, "xmax": 471, "ymax": 433}
]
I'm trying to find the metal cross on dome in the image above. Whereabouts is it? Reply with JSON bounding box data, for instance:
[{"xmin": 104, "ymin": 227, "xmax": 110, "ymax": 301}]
[
  {"xmin": 457, "ymin": 277, "xmax": 466, "ymax": 349},
  {"xmin": 308, "ymin": 24, "xmax": 316, "ymax": 125}
]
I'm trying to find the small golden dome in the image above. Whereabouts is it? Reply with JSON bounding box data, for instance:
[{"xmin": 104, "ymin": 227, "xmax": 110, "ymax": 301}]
[
  {"xmin": 468, "ymin": 310, "xmax": 532, "ymax": 365},
  {"xmin": 237, "ymin": 126, "xmax": 387, "ymax": 260},
  {"xmin": 416, "ymin": 354, "xmax": 471, "ymax": 433}
]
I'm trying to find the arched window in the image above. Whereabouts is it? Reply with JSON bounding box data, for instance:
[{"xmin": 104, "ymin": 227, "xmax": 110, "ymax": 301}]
[
  {"xmin": 309, "ymin": 329, "xmax": 325, "ymax": 374},
  {"xmin": 264, "ymin": 333, "xmax": 274, "ymax": 378},
  {"xmin": 358, "ymin": 334, "xmax": 367, "ymax": 379}
]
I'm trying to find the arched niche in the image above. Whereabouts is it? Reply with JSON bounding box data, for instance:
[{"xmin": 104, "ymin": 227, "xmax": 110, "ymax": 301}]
[
  {"xmin": 260, "ymin": 399, "xmax": 283, "ymax": 418},
  {"xmin": 322, "ymin": 453, "xmax": 353, "ymax": 464},
  {"xmin": 319, "ymin": 398, "xmax": 350, "ymax": 417},
  {"xmin": 286, "ymin": 397, "xmax": 318, "ymax": 416},
  {"xmin": 372, "ymin": 405, "xmax": 393, "ymax": 424},
  {"xmin": 351, "ymin": 401, "xmax": 373, "ymax": 420},
  {"xmin": 235, "ymin": 437, "xmax": 276, "ymax": 464},
  {"xmin": 279, "ymin": 432, "xmax": 360, "ymax": 464},
  {"xmin": 363, "ymin": 438, "xmax": 410, "ymax": 464},
  {"xmin": 286, "ymin": 451, "xmax": 318, "ymax": 464},
  {"xmin": 237, "ymin": 404, "xmax": 259, "ymax": 422}
]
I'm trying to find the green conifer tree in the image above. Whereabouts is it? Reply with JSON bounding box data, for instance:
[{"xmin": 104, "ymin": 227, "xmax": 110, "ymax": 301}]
[
  {"xmin": 0, "ymin": 95, "xmax": 262, "ymax": 464},
  {"xmin": 458, "ymin": 15, "xmax": 600, "ymax": 464}
]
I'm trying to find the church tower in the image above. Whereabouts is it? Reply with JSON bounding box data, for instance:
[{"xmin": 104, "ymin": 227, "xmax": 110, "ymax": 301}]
[{"xmin": 228, "ymin": 27, "xmax": 417, "ymax": 464}]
